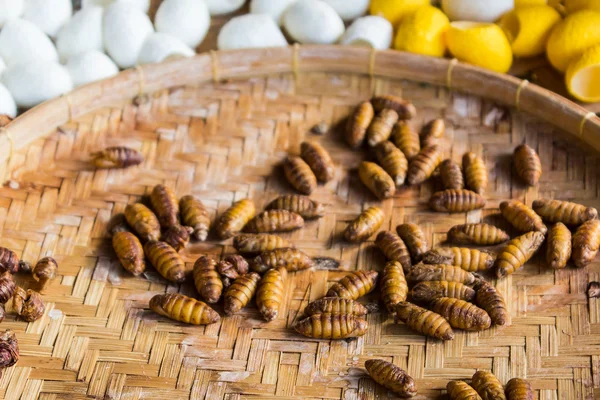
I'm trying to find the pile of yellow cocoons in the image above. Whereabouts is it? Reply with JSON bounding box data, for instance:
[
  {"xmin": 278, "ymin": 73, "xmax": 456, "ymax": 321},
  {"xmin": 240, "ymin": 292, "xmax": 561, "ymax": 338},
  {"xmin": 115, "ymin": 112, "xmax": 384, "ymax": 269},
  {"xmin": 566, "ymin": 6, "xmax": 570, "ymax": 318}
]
[{"xmin": 369, "ymin": 0, "xmax": 600, "ymax": 103}]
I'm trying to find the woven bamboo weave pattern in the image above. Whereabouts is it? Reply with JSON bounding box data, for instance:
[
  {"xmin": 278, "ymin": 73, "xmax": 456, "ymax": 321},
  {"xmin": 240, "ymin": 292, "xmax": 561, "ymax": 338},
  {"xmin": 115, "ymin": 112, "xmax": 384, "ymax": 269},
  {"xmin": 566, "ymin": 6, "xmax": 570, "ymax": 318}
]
[{"xmin": 0, "ymin": 68, "xmax": 599, "ymax": 399}]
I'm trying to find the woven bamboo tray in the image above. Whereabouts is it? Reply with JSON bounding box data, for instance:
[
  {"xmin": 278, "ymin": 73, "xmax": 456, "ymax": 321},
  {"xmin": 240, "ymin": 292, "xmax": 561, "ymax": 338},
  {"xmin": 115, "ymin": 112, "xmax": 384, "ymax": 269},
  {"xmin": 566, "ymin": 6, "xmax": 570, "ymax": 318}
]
[{"xmin": 1, "ymin": 45, "xmax": 600, "ymax": 400}]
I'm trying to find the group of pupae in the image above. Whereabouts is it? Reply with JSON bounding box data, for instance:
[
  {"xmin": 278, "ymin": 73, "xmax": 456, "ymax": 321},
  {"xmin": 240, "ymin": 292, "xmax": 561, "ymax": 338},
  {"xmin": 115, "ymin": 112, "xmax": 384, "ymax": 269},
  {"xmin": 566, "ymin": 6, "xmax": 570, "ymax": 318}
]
[{"xmin": 92, "ymin": 93, "xmax": 600, "ymax": 399}]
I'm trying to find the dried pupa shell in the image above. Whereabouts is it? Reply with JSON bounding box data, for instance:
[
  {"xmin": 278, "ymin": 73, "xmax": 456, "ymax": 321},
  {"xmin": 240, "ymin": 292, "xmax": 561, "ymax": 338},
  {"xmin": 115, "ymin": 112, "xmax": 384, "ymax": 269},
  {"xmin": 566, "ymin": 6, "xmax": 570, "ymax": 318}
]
[
  {"xmin": 365, "ymin": 359, "xmax": 417, "ymax": 398},
  {"xmin": 371, "ymin": 95, "xmax": 416, "ymax": 119},
  {"xmin": 447, "ymin": 223, "xmax": 510, "ymax": 246},
  {"xmin": 446, "ymin": 381, "xmax": 481, "ymax": 400},
  {"xmin": 375, "ymin": 231, "xmax": 411, "ymax": 273},
  {"xmin": 462, "ymin": 152, "xmax": 488, "ymax": 195},
  {"xmin": 422, "ymin": 247, "xmax": 495, "ymax": 272},
  {"xmin": 395, "ymin": 301, "xmax": 454, "ymax": 340},
  {"xmin": 500, "ymin": 200, "xmax": 547, "ymax": 234},
  {"xmin": 33, "ymin": 257, "xmax": 58, "ymax": 289},
  {"xmin": 303, "ymin": 297, "xmax": 369, "ymax": 317},
  {"xmin": 429, "ymin": 189, "xmax": 486, "ymax": 213},
  {"xmin": 367, "ymin": 108, "xmax": 399, "ymax": 147},
  {"xmin": 193, "ymin": 256, "xmax": 223, "ymax": 304},
  {"xmin": 547, "ymin": 222, "xmax": 572, "ymax": 269},
  {"xmin": 572, "ymin": 219, "xmax": 600, "ymax": 268},
  {"xmin": 407, "ymin": 263, "xmax": 475, "ymax": 285},
  {"xmin": 406, "ymin": 145, "xmax": 443, "ymax": 185},
  {"xmin": 344, "ymin": 206, "xmax": 384, "ymax": 243},
  {"xmin": 0, "ymin": 247, "xmax": 28, "ymax": 274},
  {"xmin": 150, "ymin": 293, "xmax": 220, "ymax": 325},
  {"xmin": 513, "ymin": 143, "xmax": 542, "ymax": 186},
  {"xmin": 396, "ymin": 223, "xmax": 429, "ymax": 263},
  {"xmin": 381, "ymin": 261, "xmax": 408, "ymax": 313},
  {"xmin": 495, "ymin": 231, "xmax": 545, "ymax": 278},
  {"xmin": 150, "ymin": 184, "xmax": 179, "ymax": 228},
  {"xmin": 124, "ymin": 203, "xmax": 161, "ymax": 242},
  {"xmin": 0, "ymin": 329, "xmax": 19, "ymax": 368},
  {"xmin": 439, "ymin": 159, "xmax": 464, "ymax": 190},
  {"xmin": 588, "ymin": 281, "xmax": 600, "ymax": 299},
  {"xmin": 326, "ymin": 270, "xmax": 378, "ymax": 300},
  {"xmin": 0, "ymin": 272, "xmax": 15, "ymax": 304},
  {"xmin": 216, "ymin": 199, "xmax": 256, "ymax": 239},
  {"xmin": 161, "ymin": 224, "xmax": 193, "ymax": 252},
  {"xmin": 13, "ymin": 287, "xmax": 45, "ymax": 322},
  {"xmin": 359, "ymin": 161, "xmax": 396, "ymax": 200},
  {"xmin": 224, "ymin": 272, "xmax": 261, "ymax": 315},
  {"xmin": 143, "ymin": 241, "xmax": 186, "ymax": 283},
  {"xmin": 112, "ymin": 231, "xmax": 146, "ymax": 276},
  {"xmin": 244, "ymin": 210, "xmax": 304, "ymax": 234},
  {"xmin": 179, "ymin": 195, "xmax": 211, "ymax": 241},
  {"xmin": 18, "ymin": 261, "xmax": 32, "ymax": 274},
  {"xmin": 505, "ymin": 378, "xmax": 533, "ymax": 400},
  {"xmin": 283, "ymin": 156, "xmax": 317, "ymax": 195},
  {"xmin": 373, "ymin": 141, "xmax": 408, "ymax": 186},
  {"xmin": 256, "ymin": 267, "xmax": 287, "ymax": 321},
  {"xmin": 474, "ymin": 279, "xmax": 508, "ymax": 326},
  {"xmin": 532, "ymin": 198, "xmax": 598, "ymax": 226},
  {"xmin": 346, "ymin": 101, "xmax": 374, "ymax": 149},
  {"xmin": 251, "ymin": 248, "xmax": 314, "ymax": 274},
  {"xmin": 471, "ymin": 371, "xmax": 506, "ymax": 400},
  {"xmin": 420, "ymin": 118, "xmax": 445, "ymax": 148},
  {"xmin": 300, "ymin": 141, "xmax": 335, "ymax": 182},
  {"xmin": 392, "ymin": 121, "xmax": 420, "ymax": 160},
  {"xmin": 294, "ymin": 312, "xmax": 368, "ymax": 339},
  {"xmin": 217, "ymin": 255, "xmax": 249, "ymax": 280},
  {"xmin": 266, "ymin": 194, "xmax": 325, "ymax": 219},
  {"xmin": 233, "ymin": 233, "xmax": 294, "ymax": 255},
  {"xmin": 410, "ymin": 281, "xmax": 476, "ymax": 304},
  {"xmin": 429, "ymin": 297, "xmax": 491, "ymax": 331},
  {"xmin": 91, "ymin": 146, "xmax": 143, "ymax": 169}
]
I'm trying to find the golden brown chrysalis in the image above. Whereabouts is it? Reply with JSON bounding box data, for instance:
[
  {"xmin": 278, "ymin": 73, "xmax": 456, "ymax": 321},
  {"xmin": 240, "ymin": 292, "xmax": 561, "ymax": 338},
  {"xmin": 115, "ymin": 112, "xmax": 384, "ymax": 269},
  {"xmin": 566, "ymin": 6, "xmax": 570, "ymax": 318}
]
[
  {"xmin": 215, "ymin": 199, "xmax": 256, "ymax": 239},
  {"xmin": 439, "ymin": 159, "xmax": 464, "ymax": 190},
  {"xmin": 429, "ymin": 189, "xmax": 486, "ymax": 213},
  {"xmin": 150, "ymin": 293, "xmax": 220, "ymax": 325},
  {"xmin": 546, "ymin": 222, "xmax": 572, "ymax": 269},
  {"xmin": 283, "ymin": 156, "xmax": 317, "ymax": 195},
  {"xmin": 407, "ymin": 145, "xmax": 442, "ymax": 185},
  {"xmin": 395, "ymin": 301, "xmax": 454, "ymax": 340},
  {"xmin": 344, "ymin": 207, "xmax": 385, "ymax": 243},
  {"xmin": 429, "ymin": 297, "xmax": 491, "ymax": 331},
  {"xmin": 572, "ymin": 219, "xmax": 600, "ymax": 268},
  {"xmin": 358, "ymin": 161, "xmax": 396, "ymax": 200},
  {"xmin": 266, "ymin": 195, "xmax": 325, "ymax": 219},
  {"xmin": 300, "ymin": 141, "xmax": 335, "ymax": 182},
  {"xmin": 293, "ymin": 312, "xmax": 368, "ymax": 339},
  {"xmin": 367, "ymin": 108, "xmax": 399, "ymax": 147},
  {"xmin": 193, "ymin": 256, "xmax": 223, "ymax": 304},
  {"xmin": 91, "ymin": 146, "xmax": 143, "ymax": 169},
  {"xmin": 365, "ymin": 359, "xmax": 417, "ymax": 398},
  {"xmin": 447, "ymin": 223, "xmax": 509, "ymax": 246},
  {"xmin": 513, "ymin": 143, "xmax": 542, "ymax": 186},
  {"xmin": 346, "ymin": 101, "xmax": 374, "ymax": 149},
  {"xmin": 326, "ymin": 270, "xmax": 378, "ymax": 300},
  {"xmin": 396, "ymin": 223, "xmax": 429, "ymax": 263},
  {"xmin": 471, "ymin": 371, "xmax": 506, "ymax": 400},
  {"xmin": 495, "ymin": 231, "xmax": 545, "ymax": 278},
  {"xmin": 532, "ymin": 198, "xmax": 598, "ymax": 226},
  {"xmin": 500, "ymin": 200, "xmax": 547, "ymax": 234}
]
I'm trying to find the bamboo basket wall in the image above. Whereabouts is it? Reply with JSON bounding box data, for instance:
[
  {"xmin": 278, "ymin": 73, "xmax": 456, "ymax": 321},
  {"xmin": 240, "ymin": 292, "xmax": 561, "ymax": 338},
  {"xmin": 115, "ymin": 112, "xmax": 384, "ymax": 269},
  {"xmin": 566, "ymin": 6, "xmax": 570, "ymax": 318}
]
[{"xmin": 0, "ymin": 46, "xmax": 600, "ymax": 399}]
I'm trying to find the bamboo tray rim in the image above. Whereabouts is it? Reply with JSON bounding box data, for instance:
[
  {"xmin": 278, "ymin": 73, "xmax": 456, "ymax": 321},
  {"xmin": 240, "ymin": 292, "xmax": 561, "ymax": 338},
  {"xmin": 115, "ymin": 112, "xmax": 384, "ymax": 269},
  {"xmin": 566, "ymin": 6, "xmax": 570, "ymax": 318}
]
[{"xmin": 1, "ymin": 45, "xmax": 600, "ymax": 169}]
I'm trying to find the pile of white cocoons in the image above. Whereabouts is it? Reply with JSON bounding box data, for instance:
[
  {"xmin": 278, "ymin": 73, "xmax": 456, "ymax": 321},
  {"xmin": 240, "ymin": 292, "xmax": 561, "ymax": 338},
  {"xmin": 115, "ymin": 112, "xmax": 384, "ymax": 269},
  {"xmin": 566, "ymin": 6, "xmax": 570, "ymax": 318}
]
[
  {"xmin": 0, "ymin": 0, "xmax": 212, "ymax": 114},
  {"xmin": 0, "ymin": 0, "xmax": 395, "ymax": 116}
]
